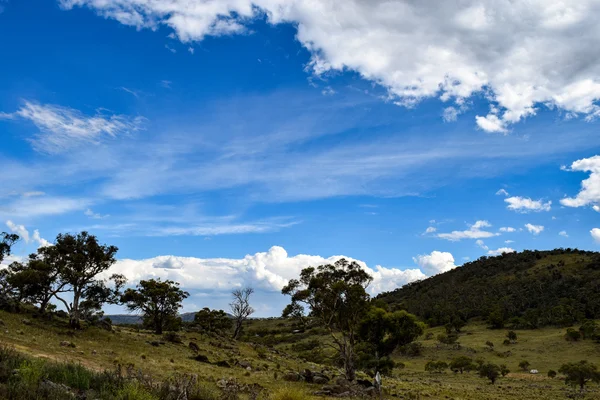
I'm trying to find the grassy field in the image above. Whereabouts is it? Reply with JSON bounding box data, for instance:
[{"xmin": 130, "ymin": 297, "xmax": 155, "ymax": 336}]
[{"xmin": 1, "ymin": 309, "xmax": 599, "ymax": 399}]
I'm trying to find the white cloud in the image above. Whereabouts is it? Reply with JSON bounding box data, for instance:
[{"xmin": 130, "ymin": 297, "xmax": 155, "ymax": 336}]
[
  {"xmin": 5, "ymin": 221, "xmax": 50, "ymax": 249},
  {"xmin": 487, "ymin": 247, "xmax": 515, "ymax": 256},
  {"xmin": 559, "ymin": 230, "xmax": 568, "ymax": 237},
  {"xmin": 525, "ymin": 223, "xmax": 544, "ymax": 235},
  {"xmin": 499, "ymin": 227, "xmax": 516, "ymax": 232},
  {"xmin": 496, "ymin": 189, "xmax": 509, "ymax": 196},
  {"xmin": 561, "ymin": 155, "xmax": 600, "ymax": 209},
  {"xmin": 505, "ymin": 196, "xmax": 551, "ymax": 213},
  {"xmin": 0, "ymin": 196, "xmax": 90, "ymax": 219},
  {"xmin": 442, "ymin": 107, "xmax": 459, "ymax": 122},
  {"xmin": 504, "ymin": 240, "xmax": 514, "ymax": 244},
  {"xmin": 423, "ymin": 226, "xmax": 437, "ymax": 234},
  {"xmin": 437, "ymin": 220, "xmax": 499, "ymax": 241},
  {"xmin": 6, "ymin": 220, "xmax": 29, "ymax": 243},
  {"xmin": 591, "ymin": 228, "xmax": 600, "ymax": 243},
  {"xmin": 101, "ymin": 246, "xmax": 426, "ymax": 295},
  {"xmin": 413, "ymin": 251, "xmax": 457, "ymax": 276},
  {"xmin": 22, "ymin": 191, "xmax": 45, "ymax": 198},
  {"xmin": 0, "ymin": 101, "xmax": 144, "ymax": 153},
  {"xmin": 59, "ymin": 1, "xmax": 600, "ymax": 130},
  {"xmin": 84, "ymin": 208, "xmax": 110, "ymax": 219},
  {"xmin": 475, "ymin": 239, "xmax": 488, "ymax": 251}
]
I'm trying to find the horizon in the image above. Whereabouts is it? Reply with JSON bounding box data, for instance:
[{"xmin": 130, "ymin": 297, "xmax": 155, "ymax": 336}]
[{"xmin": 3, "ymin": 1, "xmax": 600, "ymax": 317}]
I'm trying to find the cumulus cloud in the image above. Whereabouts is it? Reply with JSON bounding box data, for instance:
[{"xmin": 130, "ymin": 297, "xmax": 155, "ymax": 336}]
[
  {"xmin": 437, "ymin": 220, "xmax": 499, "ymax": 241},
  {"xmin": 525, "ymin": 223, "xmax": 544, "ymax": 235},
  {"xmin": 487, "ymin": 247, "xmax": 515, "ymax": 256},
  {"xmin": 505, "ymin": 196, "xmax": 551, "ymax": 213},
  {"xmin": 0, "ymin": 101, "xmax": 144, "ymax": 153},
  {"xmin": 559, "ymin": 230, "xmax": 568, "ymax": 237},
  {"xmin": 499, "ymin": 227, "xmax": 516, "ymax": 232},
  {"xmin": 59, "ymin": 0, "xmax": 600, "ymax": 130},
  {"xmin": 591, "ymin": 228, "xmax": 600, "ymax": 243},
  {"xmin": 101, "ymin": 246, "xmax": 427, "ymax": 295},
  {"xmin": 561, "ymin": 155, "xmax": 600, "ymax": 209},
  {"xmin": 412, "ymin": 251, "xmax": 457, "ymax": 276},
  {"xmin": 423, "ymin": 226, "xmax": 437, "ymax": 234},
  {"xmin": 5, "ymin": 221, "xmax": 50, "ymax": 249}
]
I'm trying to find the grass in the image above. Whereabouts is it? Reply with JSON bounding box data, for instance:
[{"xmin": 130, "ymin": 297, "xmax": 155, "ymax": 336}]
[{"xmin": 0, "ymin": 309, "xmax": 599, "ymax": 399}]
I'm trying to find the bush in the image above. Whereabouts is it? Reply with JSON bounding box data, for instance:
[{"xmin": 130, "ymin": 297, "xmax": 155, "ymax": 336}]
[
  {"xmin": 437, "ymin": 333, "xmax": 458, "ymax": 345},
  {"xmin": 425, "ymin": 361, "xmax": 448, "ymax": 373},
  {"xmin": 115, "ymin": 382, "xmax": 159, "ymax": 400},
  {"xmin": 485, "ymin": 341, "xmax": 494, "ymax": 350},
  {"xmin": 449, "ymin": 356, "xmax": 475, "ymax": 373},
  {"xmin": 163, "ymin": 332, "xmax": 183, "ymax": 344},
  {"xmin": 559, "ymin": 360, "xmax": 600, "ymax": 390},
  {"xmin": 548, "ymin": 370, "xmax": 557, "ymax": 379},
  {"xmin": 478, "ymin": 362, "xmax": 501, "ymax": 384},
  {"xmin": 400, "ymin": 342, "xmax": 423, "ymax": 357},
  {"xmin": 565, "ymin": 328, "xmax": 582, "ymax": 342},
  {"xmin": 500, "ymin": 364, "xmax": 510, "ymax": 377},
  {"xmin": 506, "ymin": 330, "xmax": 517, "ymax": 342},
  {"xmin": 518, "ymin": 360, "xmax": 531, "ymax": 371}
]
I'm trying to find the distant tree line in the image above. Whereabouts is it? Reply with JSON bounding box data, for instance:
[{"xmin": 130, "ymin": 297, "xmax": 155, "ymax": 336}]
[{"xmin": 377, "ymin": 249, "xmax": 600, "ymax": 329}]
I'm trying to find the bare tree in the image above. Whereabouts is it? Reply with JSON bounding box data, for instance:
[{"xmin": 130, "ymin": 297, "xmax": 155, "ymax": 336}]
[{"xmin": 230, "ymin": 287, "xmax": 254, "ymax": 339}]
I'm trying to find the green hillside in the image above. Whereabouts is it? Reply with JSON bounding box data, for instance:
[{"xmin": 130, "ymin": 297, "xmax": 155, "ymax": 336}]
[{"xmin": 377, "ymin": 249, "xmax": 600, "ymax": 328}]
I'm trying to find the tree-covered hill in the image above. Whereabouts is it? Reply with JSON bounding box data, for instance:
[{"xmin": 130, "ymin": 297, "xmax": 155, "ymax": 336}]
[{"xmin": 377, "ymin": 249, "xmax": 600, "ymax": 328}]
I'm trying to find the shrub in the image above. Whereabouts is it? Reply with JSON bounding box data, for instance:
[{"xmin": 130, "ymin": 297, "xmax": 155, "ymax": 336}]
[
  {"xmin": 559, "ymin": 360, "xmax": 600, "ymax": 391},
  {"xmin": 500, "ymin": 364, "xmax": 510, "ymax": 377},
  {"xmin": 485, "ymin": 341, "xmax": 494, "ymax": 350},
  {"xmin": 518, "ymin": 360, "xmax": 531, "ymax": 371},
  {"xmin": 506, "ymin": 330, "xmax": 517, "ymax": 342},
  {"xmin": 400, "ymin": 342, "xmax": 423, "ymax": 357},
  {"xmin": 548, "ymin": 370, "xmax": 557, "ymax": 379},
  {"xmin": 565, "ymin": 328, "xmax": 582, "ymax": 342},
  {"xmin": 163, "ymin": 332, "xmax": 183, "ymax": 344},
  {"xmin": 437, "ymin": 333, "xmax": 458, "ymax": 345},
  {"xmin": 425, "ymin": 361, "xmax": 448, "ymax": 373},
  {"xmin": 449, "ymin": 356, "xmax": 475, "ymax": 374},
  {"xmin": 478, "ymin": 362, "xmax": 501, "ymax": 384},
  {"xmin": 115, "ymin": 382, "xmax": 159, "ymax": 400}
]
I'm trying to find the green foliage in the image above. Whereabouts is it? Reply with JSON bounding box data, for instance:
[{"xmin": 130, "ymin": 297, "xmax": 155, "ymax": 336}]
[
  {"xmin": 376, "ymin": 249, "xmax": 600, "ymax": 328},
  {"xmin": 437, "ymin": 333, "xmax": 458, "ymax": 345},
  {"xmin": 506, "ymin": 330, "xmax": 517, "ymax": 341},
  {"xmin": 548, "ymin": 369, "xmax": 557, "ymax": 379},
  {"xmin": 424, "ymin": 360, "xmax": 448, "ymax": 373},
  {"xmin": 485, "ymin": 340, "xmax": 494, "ymax": 350},
  {"xmin": 0, "ymin": 233, "xmax": 19, "ymax": 265},
  {"xmin": 558, "ymin": 360, "xmax": 600, "ymax": 390},
  {"xmin": 565, "ymin": 328, "xmax": 582, "ymax": 342},
  {"xmin": 121, "ymin": 279, "xmax": 189, "ymax": 334},
  {"xmin": 449, "ymin": 356, "xmax": 476, "ymax": 373},
  {"xmin": 518, "ymin": 360, "xmax": 531, "ymax": 371},
  {"xmin": 578, "ymin": 320, "xmax": 598, "ymax": 339},
  {"xmin": 194, "ymin": 308, "xmax": 233, "ymax": 334},
  {"xmin": 48, "ymin": 231, "xmax": 124, "ymax": 328},
  {"xmin": 282, "ymin": 258, "xmax": 372, "ymax": 381},
  {"xmin": 114, "ymin": 382, "xmax": 159, "ymax": 400},
  {"xmin": 478, "ymin": 362, "xmax": 501, "ymax": 384},
  {"xmin": 356, "ymin": 307, "xmax": 424, "ymax": 375},
  {"xmin": 500, "ymin": 364, "xmax": 510, "ymax": 377}
]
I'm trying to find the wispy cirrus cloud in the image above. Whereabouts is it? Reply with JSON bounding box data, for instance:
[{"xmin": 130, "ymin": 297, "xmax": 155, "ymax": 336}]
[{"xmin": 0, "ymin": 101, "xmax": 144, "ymax": 153}]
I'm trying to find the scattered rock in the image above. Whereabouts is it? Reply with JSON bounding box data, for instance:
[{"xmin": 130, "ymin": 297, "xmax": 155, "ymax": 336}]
[
  {"xmin": 188, "ymin": 342, "xmax": 200, "ymax": 353},
  {"xmin": 91, "ymin": 350, "xmax": 97, "ymax": 355},
  {"xmin": 282, "ymin": 372, "xmax": 303, "ymax": 382},
  {"xmin": 21, "ymin": 319, "xmax": 32, "ymax": 326},
  {"xmin": 194, "ymin": 354, "xmax": 210, "ymax": 363},
  {"xmin": 39, "ymin": 380, "xmax": 76, "ymax": 398},
  {"xmin": 238, "ymin": 360, "xmax": 252, "ymax": 369}
]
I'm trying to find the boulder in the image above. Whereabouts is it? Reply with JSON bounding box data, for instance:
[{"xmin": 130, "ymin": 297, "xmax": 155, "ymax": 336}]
[
  {"xmin": 21, "ymin": 319, "xmax": 32, "ymax": 326},
  {"xmin": 189, "ymin": 342, "xmax": 200, "ymax": 353},
  {"xmin": 282, "ymin": 372, "xmax": 303, "ymax": 382},
  {"xmin": 194, "ymin": 354, "xmax": 210, "ymax": 363},
  {"xmin": 215, "ymin": 360, "xmax": 231, "ymax": 368}
]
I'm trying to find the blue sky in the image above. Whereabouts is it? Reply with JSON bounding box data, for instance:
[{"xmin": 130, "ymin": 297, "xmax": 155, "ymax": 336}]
[{"xmin": 2, "ymin": 1, "xmax": 600, "ymax": 316}]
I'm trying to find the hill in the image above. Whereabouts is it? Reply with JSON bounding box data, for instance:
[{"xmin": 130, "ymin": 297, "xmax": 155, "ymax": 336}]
[
  {"xmin": 377, "ymin": 248, "xmax": 600, "ymax": 328},
  {"xmin": 107, "ymin": 312, "xmax": 198, "ymax": 325}
]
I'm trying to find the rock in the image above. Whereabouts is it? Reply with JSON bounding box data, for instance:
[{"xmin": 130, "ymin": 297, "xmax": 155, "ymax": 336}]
[
  {"xmin": 238, "ymin": 360, "xmax": 252, "ymax": 369},
  {"xmin": 356, "ymin": 379, "xmax": 373, "ymax": 388},
  {"xmin": 246, "ymin": 366, "xmax": 252, "ymax": 371},
  {"xmin": 189, "ymin": 342, "xmax": 200, "ymax": 353},
  {"xmin": 313, "ymin": 375, "xmax": 329, "ymax": 384},
  {"xmin": 60, "ymin": 341, "xmax": 73, "ymax": 347},
  {"xmin": 149, "ymin": 341, "xmax": 160, "ymax": 347},
  {"xmin": 21, "ymin": 319, "xmax": 32, "ymax": 326},
  {"xmin": 91, "ymin": 350, "xmax": 97, "ymax": 355},
  {"xmin": 282, "ymin": 372, "xmax": 303, "ymax": 382},
  {"xmin": 39, "ymin": 380, "xmax": 76, "ymax": 398},
  {"xmin": 194, "ymin": 354, "xmax": 210, "ymax": 363},
  {"xmin": 215, "ymin": 360, "xmax": 231, "ymax": 368}
]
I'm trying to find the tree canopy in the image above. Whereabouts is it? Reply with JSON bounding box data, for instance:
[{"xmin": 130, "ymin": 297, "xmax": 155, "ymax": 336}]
[{"xmin": 121, "ymin": 279, "xmax": 189, "ymax": 334}]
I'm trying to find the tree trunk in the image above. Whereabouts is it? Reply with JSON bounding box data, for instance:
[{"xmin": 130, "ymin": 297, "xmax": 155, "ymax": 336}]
[
  {"xmin": 342, "ymin": 343, "xmax": 356, "ymax": 381},
  {"xmin": 155, "ymin": 317, "xmax": 163, "ymax": 335},
  {"xmin": 70, "ymin": 292, "xmax": 81, "ymax": 329},
  {"xmin": 233, "ymin": 320, "xmax": 242, "ymax": 339}
]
